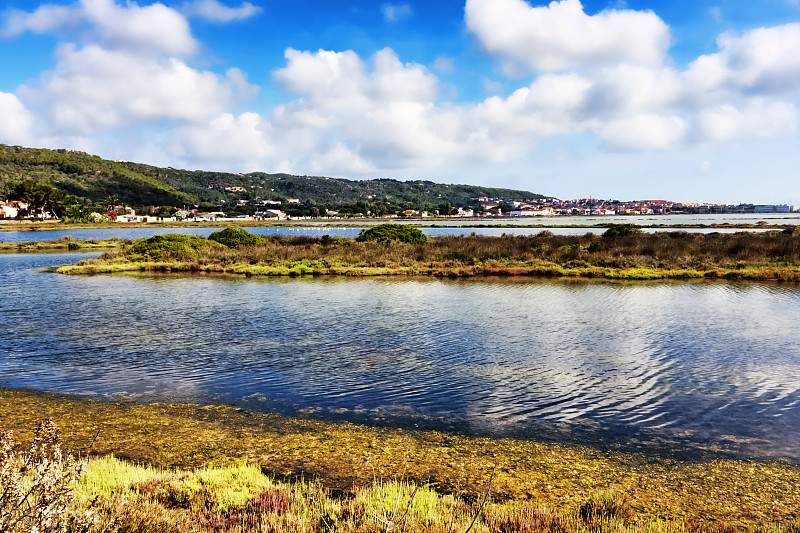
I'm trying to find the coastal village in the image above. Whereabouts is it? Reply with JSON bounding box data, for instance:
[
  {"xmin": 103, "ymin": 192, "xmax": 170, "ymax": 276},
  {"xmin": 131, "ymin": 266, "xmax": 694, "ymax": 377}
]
[{"xmin": 1, "ymin": 193, "xmax": 797, "ymax": 222}]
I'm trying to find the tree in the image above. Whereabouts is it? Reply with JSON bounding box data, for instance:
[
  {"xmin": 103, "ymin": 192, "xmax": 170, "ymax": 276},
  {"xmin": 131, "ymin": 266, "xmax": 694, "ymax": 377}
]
[{"xmin": 5, "ymin": 179, "xmax": 72, "ymax": 219}]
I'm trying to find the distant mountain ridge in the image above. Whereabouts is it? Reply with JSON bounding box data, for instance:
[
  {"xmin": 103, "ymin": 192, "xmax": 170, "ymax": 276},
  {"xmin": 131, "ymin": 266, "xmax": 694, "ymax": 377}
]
[{"xmin": 0, "ymin": 144, "xmax": 545, "ymax": 208}]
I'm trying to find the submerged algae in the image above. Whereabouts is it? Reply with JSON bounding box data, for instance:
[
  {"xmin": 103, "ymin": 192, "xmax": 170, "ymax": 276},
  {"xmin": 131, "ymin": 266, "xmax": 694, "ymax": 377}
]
[{"xmin": 1, "ymin": 388, "xmax": 799, "ymax": 527}]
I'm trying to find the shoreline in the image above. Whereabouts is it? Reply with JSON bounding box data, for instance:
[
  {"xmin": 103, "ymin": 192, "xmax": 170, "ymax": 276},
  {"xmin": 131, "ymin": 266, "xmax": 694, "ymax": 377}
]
[{"xmin": 2, "ymin": 387, "xmax": 799, "ymax": 527}]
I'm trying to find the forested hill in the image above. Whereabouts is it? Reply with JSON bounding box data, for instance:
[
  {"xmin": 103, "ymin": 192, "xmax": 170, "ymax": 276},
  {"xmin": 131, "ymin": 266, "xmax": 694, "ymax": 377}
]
[{"xmin": 0, "ymin": 144, "xmax": 545, "ymax": 208}]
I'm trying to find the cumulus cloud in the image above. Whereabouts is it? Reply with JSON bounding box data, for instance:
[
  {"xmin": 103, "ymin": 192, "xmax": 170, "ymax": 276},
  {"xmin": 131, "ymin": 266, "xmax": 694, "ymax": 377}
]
[
  {"xmin": 464, "ymin": 0, "xmax": 670, "ymax": 73},
  {"xmin": 172, "ymin": 112, "xmax": 275, "ymax": 170},
  {"xmin": 1, "ymin": 4, "xmax": 77, "ymax": 37},
  {"xmin": 3, "ymin": 0, "xmax": 799, "ymax": 183},
  {"xmin": 685, "ymin": 23, "xmax": 800, "ymax": 97},
  {"xmin": 182, "ymin": 0, "xmax": 262, "ymax": 22},
  {"xmin": 595, "ymin": 114, "xmax": 687, "ymax": 151},
  {"xmin": 18, "ymin": 42, "xmax": 257, "ymax": 135},
  {"xmin": 696, "ymin": 101, "xmax": 800, "ymax": 141},
  {"xmin": 381, "ymin": 3, "xmax": 413, "ymax": 22},
  {"xmin": 0, "ymin": 93, "xmax": 34, "ymax": 145},
  {"xmin": 2, "ymin": 0, "xmax": 197, "ymax": 55}
]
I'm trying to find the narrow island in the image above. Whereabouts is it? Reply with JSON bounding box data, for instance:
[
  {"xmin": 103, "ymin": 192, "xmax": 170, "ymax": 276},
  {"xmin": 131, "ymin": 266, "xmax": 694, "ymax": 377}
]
[
  {"xmin": 0, "ymin": 235, "xmax": 130, "ymax": 253},
  {"xmin": 55, "ymin": 224, "xmax": 800, "ymax": 282}
]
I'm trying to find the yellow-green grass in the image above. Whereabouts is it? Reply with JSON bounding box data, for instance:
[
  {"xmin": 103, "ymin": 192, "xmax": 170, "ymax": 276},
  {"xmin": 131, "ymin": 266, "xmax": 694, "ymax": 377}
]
[
  {"xmin": 56, "ymin": 257, "xmax": 800, "ymax": 282},
  {"xmin": 2, "ymin": 388, "xmax": 800, "ymax": 529}
]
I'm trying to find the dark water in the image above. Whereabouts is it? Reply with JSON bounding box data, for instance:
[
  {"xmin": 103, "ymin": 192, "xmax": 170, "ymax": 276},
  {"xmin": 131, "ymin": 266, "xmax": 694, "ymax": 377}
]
[{"xmin": 2, "ymin": 253, "xmax": 800, "ymax": 461}]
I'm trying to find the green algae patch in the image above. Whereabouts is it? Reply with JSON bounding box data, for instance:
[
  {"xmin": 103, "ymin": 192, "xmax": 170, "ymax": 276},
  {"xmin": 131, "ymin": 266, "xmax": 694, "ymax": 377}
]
[{"xmin": 2, "ymin": 388, "xmax": 800, "ymax": 528}]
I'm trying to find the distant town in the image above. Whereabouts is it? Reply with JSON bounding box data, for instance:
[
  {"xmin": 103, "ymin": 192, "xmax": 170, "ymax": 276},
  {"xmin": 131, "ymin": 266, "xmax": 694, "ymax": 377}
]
[{"xmin": 2, "ymin": 194, "xmax": 798, "ymax": 222}]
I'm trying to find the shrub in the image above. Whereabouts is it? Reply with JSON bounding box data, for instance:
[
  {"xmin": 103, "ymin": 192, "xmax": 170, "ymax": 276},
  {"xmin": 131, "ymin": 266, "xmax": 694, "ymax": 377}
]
[
  {"xmin": 208, "ymin": 227, "xmax": 263, "ymax": 248},
  {"xmin": 355, "ymin": 224, "xmax": 429, "ymax": 244},
  {"xmin": 0, "ymin": 421, "xmax": 97, "ymax": 533},
  {"xmin": 128, "ymin": 234, "xmax": 213, "ymax": 260},
  {"xmin": 602, "ymin": 223, "xmax": 643, "ymax": 238},
  {"xmin": 320, "ymin": 234, "xmax": 349, "ymax": 245}
]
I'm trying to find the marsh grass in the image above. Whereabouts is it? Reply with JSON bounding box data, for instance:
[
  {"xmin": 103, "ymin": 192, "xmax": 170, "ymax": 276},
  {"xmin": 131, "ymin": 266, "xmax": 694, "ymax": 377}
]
[
  {"xmin": 4, "ymin": 390, "xmax": 800, "ymax": 531},
  {"xmin": 9, "ymin": 445, "xmax": 800, "ymax": 533},
  {"xmin": 56, "ymin": 231, "xmax": 800, "ymax": 281}
]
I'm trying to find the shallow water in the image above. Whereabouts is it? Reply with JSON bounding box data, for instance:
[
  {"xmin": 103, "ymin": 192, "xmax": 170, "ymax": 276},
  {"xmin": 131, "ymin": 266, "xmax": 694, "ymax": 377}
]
[
  {"xmin": 2, "ymin": 253, "xmax": 800, "ymax": 460},
  {"xmin": 0, "ymin": 222, "xmax": 780, "ymax": 243}
]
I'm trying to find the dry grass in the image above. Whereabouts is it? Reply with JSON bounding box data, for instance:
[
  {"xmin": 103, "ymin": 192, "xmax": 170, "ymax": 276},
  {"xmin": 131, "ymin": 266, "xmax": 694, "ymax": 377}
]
[{"xmin": 56, "ymin": 231, "xmax": 800, "ymax": 281}]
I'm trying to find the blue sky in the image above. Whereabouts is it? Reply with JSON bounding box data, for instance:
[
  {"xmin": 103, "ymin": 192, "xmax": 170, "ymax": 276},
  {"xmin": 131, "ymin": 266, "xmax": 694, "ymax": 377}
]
[{"xmin": 1, "ymin": 0, "xmax": 800, "ymax": 204}]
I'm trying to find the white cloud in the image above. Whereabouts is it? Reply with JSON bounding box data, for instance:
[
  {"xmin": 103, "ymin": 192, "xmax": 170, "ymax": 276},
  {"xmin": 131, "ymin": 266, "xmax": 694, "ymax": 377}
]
[
  {"xmin": 182, "ymin": 0, "xmax": 262, "ymax": 22},
  {"xmin": 2, "ymin": 0, "xmax": 197, "ymax": 55},
  {"xmin": 432, "ymin": 56, "xmax": 454, "ymax": 73},
  {"xmin": 1, "ymin": 4, "xmax": 77, "ymax": 37},
  {"xmin": 464, "ymin": 0, "xmax": 670, "ymax": 73},
  {"xmin": 19, "ymin": 44, "xmax": 258, "ymax": 135},
  {"xmin": 381, "ymin": 3, "xmax": 413, "ymax": 22},
  {"xmin": 173, "ymin": 112, "xmax": 274, "ymax": 170},
  {"xmin": 595, "ymin": 114, "xmax": 687, "ymax": 150},
  {"xmin": 482, "ymin": 77, "xmax": 504, "ymax": 92},
  {"xmin": 696, "ymin": 101, "xmax": 800, "ymax": 142},
  {"xmin": 685, "ymin": 24, "xmax": 800, "ymax": 97},
  {"xmin": 0, "ymin": 93, "xmax": 34, "ymax": 145}
]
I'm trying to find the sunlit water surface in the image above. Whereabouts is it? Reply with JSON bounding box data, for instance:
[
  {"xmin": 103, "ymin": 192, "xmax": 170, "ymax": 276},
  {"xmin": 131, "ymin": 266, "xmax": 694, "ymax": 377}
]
[{"xmin": 2, "ymin": 252, "xmax": 800, "ymax": 461}]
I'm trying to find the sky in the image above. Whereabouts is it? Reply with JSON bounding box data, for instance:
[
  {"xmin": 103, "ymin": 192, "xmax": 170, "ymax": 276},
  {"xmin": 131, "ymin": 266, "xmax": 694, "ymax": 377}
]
[{"xmin": 1, "ymin": 0, "xmax": 800, "ymax": 204}]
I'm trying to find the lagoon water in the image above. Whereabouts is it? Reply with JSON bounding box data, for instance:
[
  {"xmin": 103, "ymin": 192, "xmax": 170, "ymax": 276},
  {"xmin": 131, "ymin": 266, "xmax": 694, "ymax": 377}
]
[
  {"xmin": 2, "ymin": 252, "xmax": 800, "ymax": 461},
  {"xmin": 0, "ymin": 212, "xmax": 794, "ymax": 243}
]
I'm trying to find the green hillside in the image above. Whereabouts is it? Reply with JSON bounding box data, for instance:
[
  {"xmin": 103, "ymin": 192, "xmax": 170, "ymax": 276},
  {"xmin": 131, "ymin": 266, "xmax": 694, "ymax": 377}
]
[
  {"xmin": 0, "ymin": 145, "xmax": 189, "ymax": 206},
  {"xmin": 1, "ymin": 144, "xmax": 546, "ymax": 210}
]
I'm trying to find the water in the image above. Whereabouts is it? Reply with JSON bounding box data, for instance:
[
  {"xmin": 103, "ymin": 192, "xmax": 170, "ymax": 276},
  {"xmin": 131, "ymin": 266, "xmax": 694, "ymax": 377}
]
[
  {"xmin": 2, "ymin": 253, "xmax": 800, "ymax": 461},
  {"xmin": 0, "ymin": 218, "xmax": 785, "ymax": 243}
]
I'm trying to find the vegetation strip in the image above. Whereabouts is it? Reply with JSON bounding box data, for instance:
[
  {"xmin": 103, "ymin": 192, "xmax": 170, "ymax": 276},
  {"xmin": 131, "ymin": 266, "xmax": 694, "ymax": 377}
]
[
  {"xmin": 54, "ymin": 225, "xmax": 800, "ymax": 282},
  {"xmin": 3, "ymin": 220, "xmax": 799, "ymax": 233},
  {"xmin": 0, "ymin": 235, "xmax": 130, "ymax": 253},
  {"xmin": 2, "ymin": 388, "xmax": 800, "ymax": 531}
]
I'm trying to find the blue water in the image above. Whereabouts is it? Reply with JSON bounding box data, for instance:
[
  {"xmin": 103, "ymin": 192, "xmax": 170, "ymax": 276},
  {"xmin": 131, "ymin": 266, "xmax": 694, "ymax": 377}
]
[
  {"xmin": 0, "ymin": 224, "xmax": 779, "ymax": 243},
  {"xmin": 2, "ymin": 252, "xmax": 800, "ymax": 460}
]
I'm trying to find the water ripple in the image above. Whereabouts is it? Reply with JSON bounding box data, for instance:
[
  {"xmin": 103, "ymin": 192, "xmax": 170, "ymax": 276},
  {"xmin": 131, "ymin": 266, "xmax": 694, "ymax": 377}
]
[{"xmin": 3, "ymin": 255, "xmax": 800, "ymax": 460}]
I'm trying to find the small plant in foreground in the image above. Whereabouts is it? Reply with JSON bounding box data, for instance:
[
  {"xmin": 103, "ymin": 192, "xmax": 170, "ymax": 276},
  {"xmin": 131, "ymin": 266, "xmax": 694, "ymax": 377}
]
[
  {"xmin": 577, "ymin": 490, "xmax": 635, "ymax": 524},
  {"xmin": 0, "ymin": 421, "xmax": 97, "ymax": 533}
]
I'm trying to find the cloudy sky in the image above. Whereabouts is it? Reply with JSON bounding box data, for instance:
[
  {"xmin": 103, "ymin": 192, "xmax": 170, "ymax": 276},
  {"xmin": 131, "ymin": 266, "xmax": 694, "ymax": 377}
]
[{"xmin": 1, "ymin": 0, "xmax": 800, "ymax": 204}]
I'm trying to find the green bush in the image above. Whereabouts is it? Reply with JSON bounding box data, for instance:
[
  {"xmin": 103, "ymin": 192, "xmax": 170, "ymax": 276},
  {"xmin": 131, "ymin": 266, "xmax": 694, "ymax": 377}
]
[
  {"xmin": 320, "ymin": 234, "xmax": 349, "ymax": 245},
  {"xmin": 355, "ymin": 224, "xmax": 429, "ymax": 244},
  {"xmin": 128, "ymin": 234, "xmax": 212, "ymax": 259},
  {"xmin": 208, "ymin": 226, "xmax": 263, "ymax": 248},
  {"xmin": 602, "ymin": 223, "xmax": 643, "ymax": 238}
]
